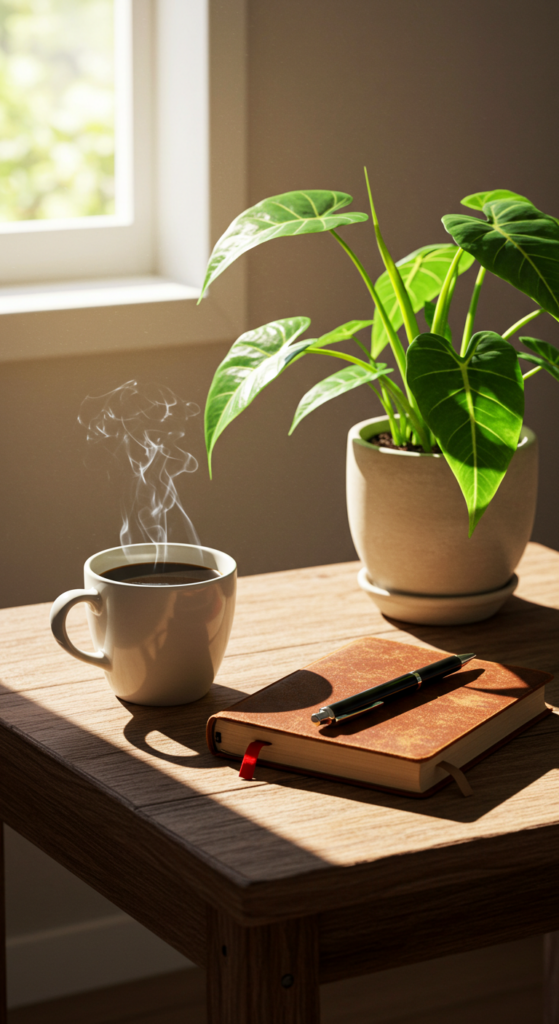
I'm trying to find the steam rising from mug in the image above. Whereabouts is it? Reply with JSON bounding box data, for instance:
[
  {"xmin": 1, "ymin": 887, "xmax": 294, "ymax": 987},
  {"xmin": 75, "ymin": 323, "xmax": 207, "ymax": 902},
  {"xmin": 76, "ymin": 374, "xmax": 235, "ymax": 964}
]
[{"xmin": 79, "ymin": 380, "xmax": 201, "ymax": 559}]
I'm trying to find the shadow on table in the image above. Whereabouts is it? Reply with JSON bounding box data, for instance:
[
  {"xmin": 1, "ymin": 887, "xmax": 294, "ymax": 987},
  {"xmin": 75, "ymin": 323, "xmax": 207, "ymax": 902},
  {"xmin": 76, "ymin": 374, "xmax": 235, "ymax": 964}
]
[
  {"xmin": 269, "ymin": 593, "xmax": 559, "ymax": 823},
  {"xmin": 119, "ymin": 676, "xmax": 559, "ymax": 827},
  {"xmin": 271, "ymin": 707, "xmax": 559, "ymax": 824},
  {"xmin": 120, "ymin": 678, "xmax": 251, "ymax": 766},
  {"xmin": 395, "ymin": 593, "xmax": 559, "ymax": 682},
  {"xmin": 117, "ymin": 592, "xmax": 559, "ymax": 823},
  {"xmin": 121, "ymin": 668, "xmax": 334, "ymax": 764},
  {"xmin": 0, "ymin": 675, "xmax": 334, "ymax": 883},
  {"xmin": 4, "ymin": 589, "xmax": 552, "ymax": 846}
]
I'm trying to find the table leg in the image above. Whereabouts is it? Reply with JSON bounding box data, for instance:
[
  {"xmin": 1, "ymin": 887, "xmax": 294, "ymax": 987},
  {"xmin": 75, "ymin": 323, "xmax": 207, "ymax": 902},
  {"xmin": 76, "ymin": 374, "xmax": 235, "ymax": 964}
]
[
  {"xmin": 0, "ymin": 825, "xmax": 6, "ymax": 1024},
  {"xmin": 206, "ymin": 907, "xmax": 320, "ymax": 1023},
  {"xmin": 545, "ymin": 932, "xmax": 559, "ymax": 1024}
]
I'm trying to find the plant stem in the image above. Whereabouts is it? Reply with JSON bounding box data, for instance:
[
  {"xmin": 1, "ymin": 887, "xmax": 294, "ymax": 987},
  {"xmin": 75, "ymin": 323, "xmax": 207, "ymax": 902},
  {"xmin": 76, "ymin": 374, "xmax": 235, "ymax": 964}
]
[
  {"xmin": 329, "ymin": 229, "xmax": 432, "ymax": 449},
  {"xmin": 522, "ymin": 366, "xmax": 542, "ymax": 380},
  {"xmin": 329, "ymin": 230, "xmax": 408, "ymax": 381},
  {"xmin": 386, "ymin": 389, "xmax": 409, "ymax": 445},
  {"xmin": 329, "ymin": 228, "xmax": 427, "ymax": 434},
  {"xmin": 445, "ymin": 271, "xmax": 458, "ymax": 325},
  {"xmin": 432, "ymin": 248, "xmax": 463, "ymax": 337},
  {"xmin": 382, "ymin": 377, "xmax": 432, "ymax": 452},
  {"xmin": 366, "ymin": 382, "xmax": 381, "ymax": 399},
  {"xmin": 380, "ymin": 383, "xmax": 402, "ymax": 444},
  {"xmin": 354, "ymin": 336, "xmax": 376, "ymax": 363},
  {"xmin": 307, "ymin": 344, "xmax": 405, "ymax": 445},
  {"xmin": 460, "ymin": 266, "xmax": 486, "ymax": 356},
  {"xmin": 363, "ymin": 167, "xmax": 421, "ymax": 345},
  {"xmin": 306, "ymin": 346, "xmax": 380, "ymax": 374},
  {"xmin": 502, "ymin": 308, "xmax": 542, "ymax": 340},
  {"xmin": 366, "ymin": 381, "xmax": 407, "ymax": 444}
]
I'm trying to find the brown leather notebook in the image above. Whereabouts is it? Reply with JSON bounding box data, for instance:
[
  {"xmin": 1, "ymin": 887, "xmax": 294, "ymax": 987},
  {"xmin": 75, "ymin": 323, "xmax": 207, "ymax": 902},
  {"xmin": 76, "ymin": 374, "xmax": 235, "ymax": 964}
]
[{"xmin": 207, "ymin": 636, "xmax": 552, "ymax": 796}]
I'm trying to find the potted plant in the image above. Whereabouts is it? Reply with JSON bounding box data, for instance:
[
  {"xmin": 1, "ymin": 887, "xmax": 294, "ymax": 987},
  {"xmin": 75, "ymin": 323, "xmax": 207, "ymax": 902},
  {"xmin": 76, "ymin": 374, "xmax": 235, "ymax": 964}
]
[{"xmin": 198, "ymin": 178, "xmax": 559, "ymax": 624}]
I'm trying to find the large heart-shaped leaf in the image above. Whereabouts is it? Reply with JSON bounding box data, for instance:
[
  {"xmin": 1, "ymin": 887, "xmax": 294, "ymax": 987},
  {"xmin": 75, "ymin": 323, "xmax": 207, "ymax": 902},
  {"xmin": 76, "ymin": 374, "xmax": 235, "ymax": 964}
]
[
  {"xmin": 518, "ymin": 336, "xmax": 559, "ymax": 381},
  {"xmin": 371, "ymin": 245, "xmax": 475, "ymax": 358},
  {"xmin": 442, "ymin": 199, "xmax": 559, "ymax": 319},
  {"xmin": 289, "ymin": 363, "xmax": 392, "ymax": 434},
  {"xmin": 406, "ymin": 331, "xmax": 524, "ymax": 533},
  {"xmin": 200, "ymin": 191, "xmax": 368, "ymax": 299},
  {"xmin": 205, "ymin": 317, "xmax": 316, "ymax": 472},
  {"xmin": 460, "ymin": 189, "xmax": 531, "ymax": 211}
]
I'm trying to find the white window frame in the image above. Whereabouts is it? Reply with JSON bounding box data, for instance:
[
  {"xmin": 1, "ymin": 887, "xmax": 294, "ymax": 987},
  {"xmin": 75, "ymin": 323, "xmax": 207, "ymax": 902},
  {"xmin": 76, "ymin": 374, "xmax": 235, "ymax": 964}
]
[{"xmin": 0, "ymin": 0, "xmax": 248, "ymax": 361}]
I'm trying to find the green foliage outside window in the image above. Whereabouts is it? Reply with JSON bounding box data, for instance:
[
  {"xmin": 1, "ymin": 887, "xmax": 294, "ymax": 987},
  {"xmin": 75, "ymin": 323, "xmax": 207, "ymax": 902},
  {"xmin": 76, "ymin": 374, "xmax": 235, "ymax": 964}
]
[{"xmin": 0, "ymin": 0, "xmax": 115, "ymax": 222}]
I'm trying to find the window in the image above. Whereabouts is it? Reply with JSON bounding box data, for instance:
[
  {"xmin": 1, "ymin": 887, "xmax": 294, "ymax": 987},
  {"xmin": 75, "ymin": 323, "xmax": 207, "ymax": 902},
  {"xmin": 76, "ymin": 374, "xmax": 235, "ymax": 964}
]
[
  {"xmin": 0, "ymin": 0, "xmax": 120, "ymax": 225},
  {"xmin": 0, "ymin": 0, "xmax": 154, "ymax": 284},
  {"xmin": 0, "ymin": 0, "xmax": 248, "ymax": 346}
]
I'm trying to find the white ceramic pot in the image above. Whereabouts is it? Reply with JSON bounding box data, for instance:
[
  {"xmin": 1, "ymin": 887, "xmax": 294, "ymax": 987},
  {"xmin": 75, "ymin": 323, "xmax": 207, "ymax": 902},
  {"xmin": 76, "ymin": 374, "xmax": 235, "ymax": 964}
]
[{"xmin": 346, "ymin": 416, "xmax": 538, "ymax": 625}]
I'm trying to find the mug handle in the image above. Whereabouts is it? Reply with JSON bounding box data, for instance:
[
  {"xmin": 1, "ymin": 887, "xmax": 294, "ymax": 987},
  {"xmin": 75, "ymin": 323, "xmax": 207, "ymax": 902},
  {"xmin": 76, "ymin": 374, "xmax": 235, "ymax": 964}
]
[{"xmin": 50, "ymin": 589, "xmax": 111, "ymax": 669}]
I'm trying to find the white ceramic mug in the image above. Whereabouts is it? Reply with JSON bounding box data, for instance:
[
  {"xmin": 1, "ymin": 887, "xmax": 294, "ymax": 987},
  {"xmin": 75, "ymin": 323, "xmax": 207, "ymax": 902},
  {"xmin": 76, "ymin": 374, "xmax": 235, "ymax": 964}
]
[{"xmin": 50, "ymin": 543, "xmax": 237, "ymax": 706}]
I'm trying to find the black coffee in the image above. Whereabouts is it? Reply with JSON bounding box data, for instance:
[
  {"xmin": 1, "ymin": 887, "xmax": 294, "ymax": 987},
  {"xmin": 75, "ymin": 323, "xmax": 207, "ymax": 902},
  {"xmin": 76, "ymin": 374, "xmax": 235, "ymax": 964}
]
[{"xmin": 101, "ymin": 561, "xmax": 221, "ymax": 586}]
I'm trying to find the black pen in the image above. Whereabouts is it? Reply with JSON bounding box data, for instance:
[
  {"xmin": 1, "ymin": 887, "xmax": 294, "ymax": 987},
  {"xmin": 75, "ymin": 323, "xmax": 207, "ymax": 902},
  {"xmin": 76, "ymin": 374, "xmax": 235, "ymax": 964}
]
[{"xmin": 311, "ymin": 653, "xmax": 476, "ymax": 725}]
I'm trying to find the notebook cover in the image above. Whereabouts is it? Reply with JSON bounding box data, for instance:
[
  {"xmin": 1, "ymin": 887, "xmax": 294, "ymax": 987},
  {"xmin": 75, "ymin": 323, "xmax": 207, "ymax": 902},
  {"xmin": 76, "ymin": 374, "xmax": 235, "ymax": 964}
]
[{"xmin": 207, "ymin": 636, "xmax": 552, "ymax": 794}]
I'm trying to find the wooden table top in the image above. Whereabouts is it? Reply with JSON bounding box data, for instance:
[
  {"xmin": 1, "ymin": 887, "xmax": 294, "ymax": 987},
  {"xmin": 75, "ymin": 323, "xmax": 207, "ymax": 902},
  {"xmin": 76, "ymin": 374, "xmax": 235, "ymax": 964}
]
[{"xmin": 0, "ymin": 542, "xmax": 558, "ymax": 973}]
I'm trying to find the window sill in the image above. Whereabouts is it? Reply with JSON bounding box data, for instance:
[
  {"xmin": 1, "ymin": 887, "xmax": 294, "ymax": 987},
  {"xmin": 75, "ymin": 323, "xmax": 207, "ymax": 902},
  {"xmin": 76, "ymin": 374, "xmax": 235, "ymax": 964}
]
[
  {"xmin": 0, "ymin": 276, "xmax": 200, "ymax": 314},
  {"xmin": 0, "ymin": 265, "xmax": 246, "ymax": 364}
]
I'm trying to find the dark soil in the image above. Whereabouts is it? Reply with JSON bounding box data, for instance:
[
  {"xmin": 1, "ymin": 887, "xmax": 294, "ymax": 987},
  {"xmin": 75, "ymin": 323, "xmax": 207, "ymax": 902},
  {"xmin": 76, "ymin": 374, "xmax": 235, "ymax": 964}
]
[{"xmin": 368, "ymin": 431, "xmax": 441, "ymax": 454}]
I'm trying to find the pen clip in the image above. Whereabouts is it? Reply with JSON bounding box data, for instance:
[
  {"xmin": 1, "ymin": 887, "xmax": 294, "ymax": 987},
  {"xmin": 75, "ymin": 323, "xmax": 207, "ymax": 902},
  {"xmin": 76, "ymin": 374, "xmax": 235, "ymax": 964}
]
[{"xmin": 331, "ymin": 699, "xmax": 384, "ymax": 724}]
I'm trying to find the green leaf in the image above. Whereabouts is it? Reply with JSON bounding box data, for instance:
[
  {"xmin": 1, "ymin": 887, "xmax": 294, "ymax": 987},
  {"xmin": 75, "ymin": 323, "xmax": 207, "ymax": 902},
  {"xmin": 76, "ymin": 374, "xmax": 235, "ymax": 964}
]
[
  {"xmin": 371, "ymin": 245, "xmax": 475, "ymax": 358},
  {"xmin": 518, "ymin": 336, "xmax": 559, "ymax": 381},
  {"xmin": 424, "ymin": 299, "xmax": 452, "ymax": 343},
  {"xmin": 289, "ymin": 363, "xmax": 392, "ymax": 434},
  {"xmin": 200, "ymin": 191, "xmax": 368, "ymax": 299},
  {"xmin": 205, "ymin": 317, "xmax": 317, "ymax": 472},
  {"xmin": 442, "ymin": 199, "xmax": 559, "ymax": 319},
  {"xmin": 406, "ymin": 331, "xmax": 524, "ymax": 534},
  {"xmin": 460, "ymin": 189, "xmax": 531, "ymax": 211}
]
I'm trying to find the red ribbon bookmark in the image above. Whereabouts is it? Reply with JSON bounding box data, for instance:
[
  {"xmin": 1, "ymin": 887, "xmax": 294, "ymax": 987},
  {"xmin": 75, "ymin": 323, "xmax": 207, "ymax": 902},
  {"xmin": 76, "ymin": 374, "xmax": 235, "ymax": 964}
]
[{"xmin": 239, "ymin": 740, "xmax": 271, "ymax": 781}]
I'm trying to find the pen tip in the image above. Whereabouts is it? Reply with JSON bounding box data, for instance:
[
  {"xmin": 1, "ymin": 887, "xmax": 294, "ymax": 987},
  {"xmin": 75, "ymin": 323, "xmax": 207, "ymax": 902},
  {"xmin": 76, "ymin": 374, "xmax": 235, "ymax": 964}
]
[{"xmin": 459, "ymin": 653, "xmax": 476, "ymax": 664}]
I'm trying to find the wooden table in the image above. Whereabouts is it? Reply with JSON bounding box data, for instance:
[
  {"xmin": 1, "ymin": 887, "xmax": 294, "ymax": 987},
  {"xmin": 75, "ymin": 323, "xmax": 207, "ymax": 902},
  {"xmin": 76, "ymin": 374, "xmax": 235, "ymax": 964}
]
[{"xmin": 0, "ymin": 542, "xmax": 558, "ymax": 1022}]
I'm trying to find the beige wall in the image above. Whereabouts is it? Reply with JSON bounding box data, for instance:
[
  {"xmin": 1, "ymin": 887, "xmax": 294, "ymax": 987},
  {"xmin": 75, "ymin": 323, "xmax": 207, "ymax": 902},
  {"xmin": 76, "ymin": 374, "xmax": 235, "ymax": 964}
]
[
  {"xmin": 246, "ymin": 0, "xmax": 559, "ymax": 555},
  {"xmin": 2, "ymin": 0, "xmax": 559, "ymax": 609},
  {"xmin": 1, "ymin": 0, "xmax": 559, "ymax": 607},
  {"xmin": 3, "ymin": 0, "xmax": 559, "ymax": 1008}
]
